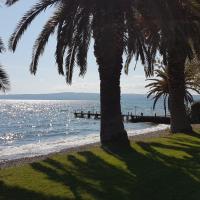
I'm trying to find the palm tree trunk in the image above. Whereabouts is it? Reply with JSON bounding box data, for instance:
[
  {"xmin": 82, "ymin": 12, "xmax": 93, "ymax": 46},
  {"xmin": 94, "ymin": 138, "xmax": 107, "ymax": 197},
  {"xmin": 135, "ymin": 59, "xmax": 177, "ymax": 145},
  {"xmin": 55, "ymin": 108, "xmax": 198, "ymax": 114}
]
[
  {"xmin": 168, "ymin": 49, "xmax": 192, "ymax": 133},
  {"xmin": 99, "ymin": 63, "xmax": 129, "ymax": 145},
  {"xmin": 93, "ymin": 9, "xmax": 129, "ymax": 146}
]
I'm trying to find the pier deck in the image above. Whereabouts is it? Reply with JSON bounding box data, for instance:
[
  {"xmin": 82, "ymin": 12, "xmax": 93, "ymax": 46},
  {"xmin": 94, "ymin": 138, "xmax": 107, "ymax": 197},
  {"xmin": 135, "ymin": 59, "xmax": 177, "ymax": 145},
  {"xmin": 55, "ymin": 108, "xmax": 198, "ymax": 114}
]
[{"xmin": 74, "ymin": 111, "xmax": 170, "ymax": 124}]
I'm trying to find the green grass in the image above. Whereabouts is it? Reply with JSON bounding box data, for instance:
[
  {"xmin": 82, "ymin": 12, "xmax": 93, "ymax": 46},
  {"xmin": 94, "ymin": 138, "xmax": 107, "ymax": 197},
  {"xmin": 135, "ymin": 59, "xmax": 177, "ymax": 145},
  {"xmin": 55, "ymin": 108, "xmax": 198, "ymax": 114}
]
[{"xmin": 1, "ymin": 130, "xmax": 200, "ymax": 200}]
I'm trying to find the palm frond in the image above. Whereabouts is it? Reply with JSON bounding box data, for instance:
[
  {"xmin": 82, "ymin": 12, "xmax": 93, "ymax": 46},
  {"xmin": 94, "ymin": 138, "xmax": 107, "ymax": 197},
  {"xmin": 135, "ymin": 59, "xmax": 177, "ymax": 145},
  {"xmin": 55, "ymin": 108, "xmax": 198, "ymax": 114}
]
[
  {"xmin": 7, "ymin": 0, "xmax": 200, "ymax": 91},
  {"xmin": 9, "ymin": 0, "xmax": 60, "ymax": 51},
  {"xmin": 6, "ymin": 0, "xmax": 20, "ymax": 5},
  {"xmin": 30, "ymin": 4, "xmax": 65, "ymax": 74},
  {"xmin": 0, "ymin": 65, "xmax": 10, "ymax": 92},
  {"xmin": 55, "ymin": 1, "xmax": 81, "ymax": 75},
  {"xmin": 65, "ymin": 41, "xmax": 77, "ymax": 84},
  {"xmin": 146, "ymin": 58, "xmax": 200, "ymax": 113},
  {"xmin": 76, "ymin": 9, "xmax": 92, "ymax": 77},
  {"xmin": 152, "ymin": 92, "xmax": 164, "ymax": 110},
  {"xmin": 0, "ymin": 37, "xmax": 5, "ymax": 53}
]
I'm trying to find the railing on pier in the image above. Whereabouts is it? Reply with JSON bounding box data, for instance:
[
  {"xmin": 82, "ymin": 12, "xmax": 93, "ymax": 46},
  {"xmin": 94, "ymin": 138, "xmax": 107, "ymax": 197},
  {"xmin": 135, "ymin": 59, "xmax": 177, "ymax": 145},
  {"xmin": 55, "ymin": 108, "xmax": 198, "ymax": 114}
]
[
  {"xmin": 74, "ymin": 111, "xmax": 101, "ymax": 119},
  {"xmin": 74, "ymin": 111, "xmax": 170, "ymax": 124}
]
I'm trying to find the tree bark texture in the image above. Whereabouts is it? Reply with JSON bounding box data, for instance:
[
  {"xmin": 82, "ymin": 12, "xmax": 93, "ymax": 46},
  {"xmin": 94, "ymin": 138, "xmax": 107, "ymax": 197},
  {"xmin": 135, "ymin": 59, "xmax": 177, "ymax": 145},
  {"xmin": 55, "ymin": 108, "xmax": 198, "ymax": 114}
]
[
  {"xmin": 93, "ymin": 8, "xmax": 129, "ymax": 145},
  {"xmin": 168, "ymin": 48, "xmax": 192, "ymax": 133}
]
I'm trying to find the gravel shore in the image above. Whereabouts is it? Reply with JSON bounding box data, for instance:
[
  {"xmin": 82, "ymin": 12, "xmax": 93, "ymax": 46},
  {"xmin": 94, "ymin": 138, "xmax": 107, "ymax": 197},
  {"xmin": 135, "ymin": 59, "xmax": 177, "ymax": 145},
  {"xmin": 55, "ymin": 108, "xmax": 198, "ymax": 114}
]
[{"xmin": 0, "ymin": 128, "xmax": 171, "ymax": 169}]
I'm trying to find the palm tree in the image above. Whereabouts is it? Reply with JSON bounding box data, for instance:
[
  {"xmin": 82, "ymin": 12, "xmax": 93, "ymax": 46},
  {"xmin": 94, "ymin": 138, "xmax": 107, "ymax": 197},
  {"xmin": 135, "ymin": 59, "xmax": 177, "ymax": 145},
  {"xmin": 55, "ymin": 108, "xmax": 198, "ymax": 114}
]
[
  {"xmin": 0, "ymin": 38, "xmax": 9, "ymax": 92},
  {"xmin": 134, "ymin": 0, "xmax": 200, "ymax": 133},
  {"xmin": 146, "ymin": 65, "xmax": 199, "ymax": 117},
  {"xmin": 146, "ymin": 67, "xmax": 169, "ymax": 118},
  {"xmin": 6, "ymin": 0, "xmax": 152, "ymax": 145}
]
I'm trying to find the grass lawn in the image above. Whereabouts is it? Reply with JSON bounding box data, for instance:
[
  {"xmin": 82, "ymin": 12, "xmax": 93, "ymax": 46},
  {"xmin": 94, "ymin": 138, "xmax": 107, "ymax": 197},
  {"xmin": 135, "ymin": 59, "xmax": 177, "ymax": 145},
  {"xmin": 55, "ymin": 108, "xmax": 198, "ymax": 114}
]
[{"xmin": 1, "ymin": 130, "xmax": 200, "ymax": 200}]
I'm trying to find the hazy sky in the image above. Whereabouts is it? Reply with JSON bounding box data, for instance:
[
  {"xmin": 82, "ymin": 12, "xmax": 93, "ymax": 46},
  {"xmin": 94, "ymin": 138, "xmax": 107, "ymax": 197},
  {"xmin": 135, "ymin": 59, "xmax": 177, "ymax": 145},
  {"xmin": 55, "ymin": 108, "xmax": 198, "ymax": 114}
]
[{"xmin": 0, "ymin": 0, "xmax": 148, "ymax": 94}]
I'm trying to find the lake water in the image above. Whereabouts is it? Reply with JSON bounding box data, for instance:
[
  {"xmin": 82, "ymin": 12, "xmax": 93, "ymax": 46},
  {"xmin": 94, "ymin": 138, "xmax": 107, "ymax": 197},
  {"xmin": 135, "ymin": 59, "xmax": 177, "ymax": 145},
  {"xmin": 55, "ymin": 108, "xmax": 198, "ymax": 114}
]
[{"xmin": 0, "ymin": 97, "xmax": 169, "ymax": 161}]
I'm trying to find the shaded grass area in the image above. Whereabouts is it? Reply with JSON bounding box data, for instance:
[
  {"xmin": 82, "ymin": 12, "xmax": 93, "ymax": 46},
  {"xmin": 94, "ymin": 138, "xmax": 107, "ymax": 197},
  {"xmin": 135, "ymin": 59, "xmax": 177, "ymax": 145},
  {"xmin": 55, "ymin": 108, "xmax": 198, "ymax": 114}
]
[{"xmin": 1, "ymin": 130, "xmax": 200, "ymax": 200}]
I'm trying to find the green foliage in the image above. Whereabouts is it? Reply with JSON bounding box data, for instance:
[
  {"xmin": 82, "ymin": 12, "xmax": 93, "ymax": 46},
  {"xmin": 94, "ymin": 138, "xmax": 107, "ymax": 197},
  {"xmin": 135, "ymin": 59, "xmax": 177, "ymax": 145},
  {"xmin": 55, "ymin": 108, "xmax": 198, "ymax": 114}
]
[
  {"xmin": 186, "ymin": 56, "xmax": 200, "ymax": 93},
  {"xmin": 6, "ymin": 0, "xmax": 200, "ymax": 82},
  {"xmin": 136, "ymin": 0, "xmax": 200, "ymax": 67},
  {"xmin": 1, "ymin": 130, "xmax": 200, "ymax": 200},
  {"xmin": 6, "ymin": 0, "xmax": 153, "ymax": 84},
  {"xmin": 146, "ymin": 66, "xmax": 169, "ymax": 114},
  {"xmin": 146, "ymin": 62, "xmax": 200, "ymax": 116}
]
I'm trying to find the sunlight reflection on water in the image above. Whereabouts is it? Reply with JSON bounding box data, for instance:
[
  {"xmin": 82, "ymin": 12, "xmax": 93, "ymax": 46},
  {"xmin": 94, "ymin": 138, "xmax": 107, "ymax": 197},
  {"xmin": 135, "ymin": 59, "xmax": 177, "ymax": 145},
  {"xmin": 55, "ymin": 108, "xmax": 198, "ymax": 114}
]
[{"xmin": 0, "ymin": 99, "xmax": 168, "ymax": 160}]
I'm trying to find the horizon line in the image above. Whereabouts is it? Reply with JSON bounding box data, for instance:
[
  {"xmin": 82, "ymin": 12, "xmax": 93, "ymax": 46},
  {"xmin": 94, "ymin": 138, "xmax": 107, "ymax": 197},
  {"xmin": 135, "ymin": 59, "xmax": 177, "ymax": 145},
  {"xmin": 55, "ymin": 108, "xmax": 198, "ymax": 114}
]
[{"xmin": 0, "ymin": 92, "xmax": 147, "ymax": 96}]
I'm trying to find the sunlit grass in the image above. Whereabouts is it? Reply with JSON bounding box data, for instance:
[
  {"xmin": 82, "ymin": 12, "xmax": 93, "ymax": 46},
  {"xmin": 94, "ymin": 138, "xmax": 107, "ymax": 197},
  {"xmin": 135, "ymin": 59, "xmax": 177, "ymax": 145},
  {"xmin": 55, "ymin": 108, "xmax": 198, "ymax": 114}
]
[{"xmin": 1, "ymin": 129, "xmax": 200, "ymax": 200}]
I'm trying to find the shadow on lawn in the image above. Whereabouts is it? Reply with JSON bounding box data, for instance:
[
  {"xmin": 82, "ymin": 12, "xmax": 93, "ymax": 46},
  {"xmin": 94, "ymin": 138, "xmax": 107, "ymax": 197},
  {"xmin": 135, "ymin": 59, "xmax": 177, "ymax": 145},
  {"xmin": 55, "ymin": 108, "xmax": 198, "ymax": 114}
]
[
  {"xmin": 1, "ymin": 132, "xmax": 200, "ymax": 200},
  {"xmin": 0, "ymin": 180, "xmax": 64, "ymax": 200}
]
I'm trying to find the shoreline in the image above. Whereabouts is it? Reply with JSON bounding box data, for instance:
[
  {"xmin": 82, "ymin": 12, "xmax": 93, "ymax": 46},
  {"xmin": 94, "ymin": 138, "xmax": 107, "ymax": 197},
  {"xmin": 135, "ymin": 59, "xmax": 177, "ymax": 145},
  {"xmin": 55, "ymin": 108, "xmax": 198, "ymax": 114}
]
[{"xmin": 0, "ymin": 128, "xmax": 170, "ymax": 169}]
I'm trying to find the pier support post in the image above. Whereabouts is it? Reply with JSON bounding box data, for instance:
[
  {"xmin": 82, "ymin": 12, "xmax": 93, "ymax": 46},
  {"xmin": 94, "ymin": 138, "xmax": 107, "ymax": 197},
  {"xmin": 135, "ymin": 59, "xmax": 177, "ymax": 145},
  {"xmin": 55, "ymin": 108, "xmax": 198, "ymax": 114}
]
[{"xmin": 88, "ymin": 111, "xmax": 91, "ymax": 119}]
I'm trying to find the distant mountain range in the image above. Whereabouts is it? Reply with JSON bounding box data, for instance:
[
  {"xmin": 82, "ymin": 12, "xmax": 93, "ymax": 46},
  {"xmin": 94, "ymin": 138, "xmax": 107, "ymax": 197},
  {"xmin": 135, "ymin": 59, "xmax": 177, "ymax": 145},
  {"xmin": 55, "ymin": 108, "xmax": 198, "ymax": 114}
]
[
  {"xmin": 0, "ymin": 92, "xmax": 147, "ymax": 101},
  {"xmin": 1, "ymin": 92, "xmax": 199, "ymax": 102}
]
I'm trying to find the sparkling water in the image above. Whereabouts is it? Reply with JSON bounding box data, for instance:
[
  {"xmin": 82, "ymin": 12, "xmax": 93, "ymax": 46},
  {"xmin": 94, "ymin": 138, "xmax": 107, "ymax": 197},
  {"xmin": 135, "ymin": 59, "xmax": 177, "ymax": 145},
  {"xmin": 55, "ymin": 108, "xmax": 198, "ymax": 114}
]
[{"xmin": 0, "ymin": 98, "xmax": 169, "ymax": 161}]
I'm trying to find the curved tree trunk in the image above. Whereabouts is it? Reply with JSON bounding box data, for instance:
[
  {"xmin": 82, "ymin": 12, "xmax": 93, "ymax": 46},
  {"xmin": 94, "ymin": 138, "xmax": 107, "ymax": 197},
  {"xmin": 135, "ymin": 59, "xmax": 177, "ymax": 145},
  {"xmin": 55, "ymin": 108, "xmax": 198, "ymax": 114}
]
[
  {"xmin": 168, "ymin": 49, "xmax": 192, "ymax": 133},
  {"xmin": 93, "ymin": 8, "xmax": 129, "ymax": 146}
]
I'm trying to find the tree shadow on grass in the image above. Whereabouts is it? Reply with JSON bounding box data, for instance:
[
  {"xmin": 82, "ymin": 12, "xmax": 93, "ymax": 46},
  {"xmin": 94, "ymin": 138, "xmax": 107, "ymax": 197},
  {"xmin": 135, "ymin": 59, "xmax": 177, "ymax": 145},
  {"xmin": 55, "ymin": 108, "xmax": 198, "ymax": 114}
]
[
  {"xmin": 103, "ymin": 133, "xmax": 200, "ymax": 200},
  {"xmin": 1, "ymin": 133, "xmax": 200, "ymax": 200},
  {"xmin": 30, "ymin": 153, "xmax": 135, "ymax": 200},
  {"xmin": 0, "ymin": 180, "xmax": 65, "ymax": 200}
]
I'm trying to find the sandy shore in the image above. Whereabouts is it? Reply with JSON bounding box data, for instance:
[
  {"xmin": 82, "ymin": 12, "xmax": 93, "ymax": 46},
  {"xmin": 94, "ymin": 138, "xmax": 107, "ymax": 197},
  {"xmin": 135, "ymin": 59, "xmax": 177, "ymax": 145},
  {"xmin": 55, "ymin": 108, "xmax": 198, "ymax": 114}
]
[{"xmin": 0, "ymin": 128, "xmax": 171, "ymax": 169}]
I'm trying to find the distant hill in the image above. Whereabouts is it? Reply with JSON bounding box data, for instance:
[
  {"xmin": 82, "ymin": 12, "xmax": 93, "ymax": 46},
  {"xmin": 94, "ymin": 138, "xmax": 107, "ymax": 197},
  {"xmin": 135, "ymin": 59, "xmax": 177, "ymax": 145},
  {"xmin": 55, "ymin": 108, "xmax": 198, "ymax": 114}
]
[
  {"xmin": 0, "ymin": 92, "xmax": 99, "ymax": 100},
  {"xmin": 0, "ymin": 92, "xmax": 147, "ymax": 101},
  {"xmin": 0, "ymin": 92, "xmax": 199, "ymax": 102}
]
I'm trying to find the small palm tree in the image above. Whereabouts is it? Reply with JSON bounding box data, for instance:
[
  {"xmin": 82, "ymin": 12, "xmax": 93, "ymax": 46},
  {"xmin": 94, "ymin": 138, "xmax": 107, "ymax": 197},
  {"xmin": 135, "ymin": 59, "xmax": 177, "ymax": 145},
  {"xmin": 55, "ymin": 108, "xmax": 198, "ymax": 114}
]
[
  {"xmin": 0, "ymin": 38, "xmax": 9, "ymax": 92},
  {"xmin": 146, "ymin": 67, "xmax": 169, "ymax": 117},
  {"xmin": 146, "ymin": 65, "xmax": 200, "ymax": 117}
]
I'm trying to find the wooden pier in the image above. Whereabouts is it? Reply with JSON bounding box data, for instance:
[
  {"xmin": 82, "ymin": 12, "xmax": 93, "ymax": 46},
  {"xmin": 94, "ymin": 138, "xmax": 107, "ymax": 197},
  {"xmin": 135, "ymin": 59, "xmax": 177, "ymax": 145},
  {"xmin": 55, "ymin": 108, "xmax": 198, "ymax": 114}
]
[{"xmin": 74, "ymin": 111, "xmax": 170, "ymax": 124}]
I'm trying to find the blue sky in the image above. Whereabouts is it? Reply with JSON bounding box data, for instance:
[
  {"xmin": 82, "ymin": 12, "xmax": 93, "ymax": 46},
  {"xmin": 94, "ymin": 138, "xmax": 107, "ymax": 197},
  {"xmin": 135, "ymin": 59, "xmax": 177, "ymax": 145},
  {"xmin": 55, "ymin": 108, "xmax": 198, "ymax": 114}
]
[{"xmin": 0, "ymin": 0, "xmax": 148, "ymax": 94}]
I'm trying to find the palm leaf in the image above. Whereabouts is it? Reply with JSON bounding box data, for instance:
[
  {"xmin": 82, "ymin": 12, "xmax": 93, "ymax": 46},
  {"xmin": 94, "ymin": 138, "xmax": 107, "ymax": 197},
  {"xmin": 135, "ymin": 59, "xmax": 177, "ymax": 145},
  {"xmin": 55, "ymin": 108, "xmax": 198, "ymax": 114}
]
[
  {"xmin": 0, "ymin": 37, "xmax": 5, "ymax": 53},
  {"xmin": 6, "ymin": 0, "xmax": 20, "ymax": 5},
  {"xmin": 30, "ymin": 4, "xmax": 65, "ymax": 74},
  {"xmin": 9, "ymin": 0, "xmax": 60, "ymax": 51},
  {"xmin": 0, "ymin": 65, "xmax": 10, "ymax": 92}
]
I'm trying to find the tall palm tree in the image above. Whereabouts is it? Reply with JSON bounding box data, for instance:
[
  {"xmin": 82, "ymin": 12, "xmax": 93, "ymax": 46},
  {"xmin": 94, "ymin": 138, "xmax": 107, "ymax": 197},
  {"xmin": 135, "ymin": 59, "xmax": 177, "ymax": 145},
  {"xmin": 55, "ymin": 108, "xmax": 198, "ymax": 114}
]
[
  {"xmin": 146, "ymin": 65, "xmax": 199, "ymax": 117},
  {"xmin": 133, "ymin": 0, "xmax": 200, "ymax": 133},
  {"xmin": 0, "ymin": 38, "xmax": 9, "ymax": 92},
  {"xmin": 6, "ymin": 0, "xmax": 151, "ymax": 145}
]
